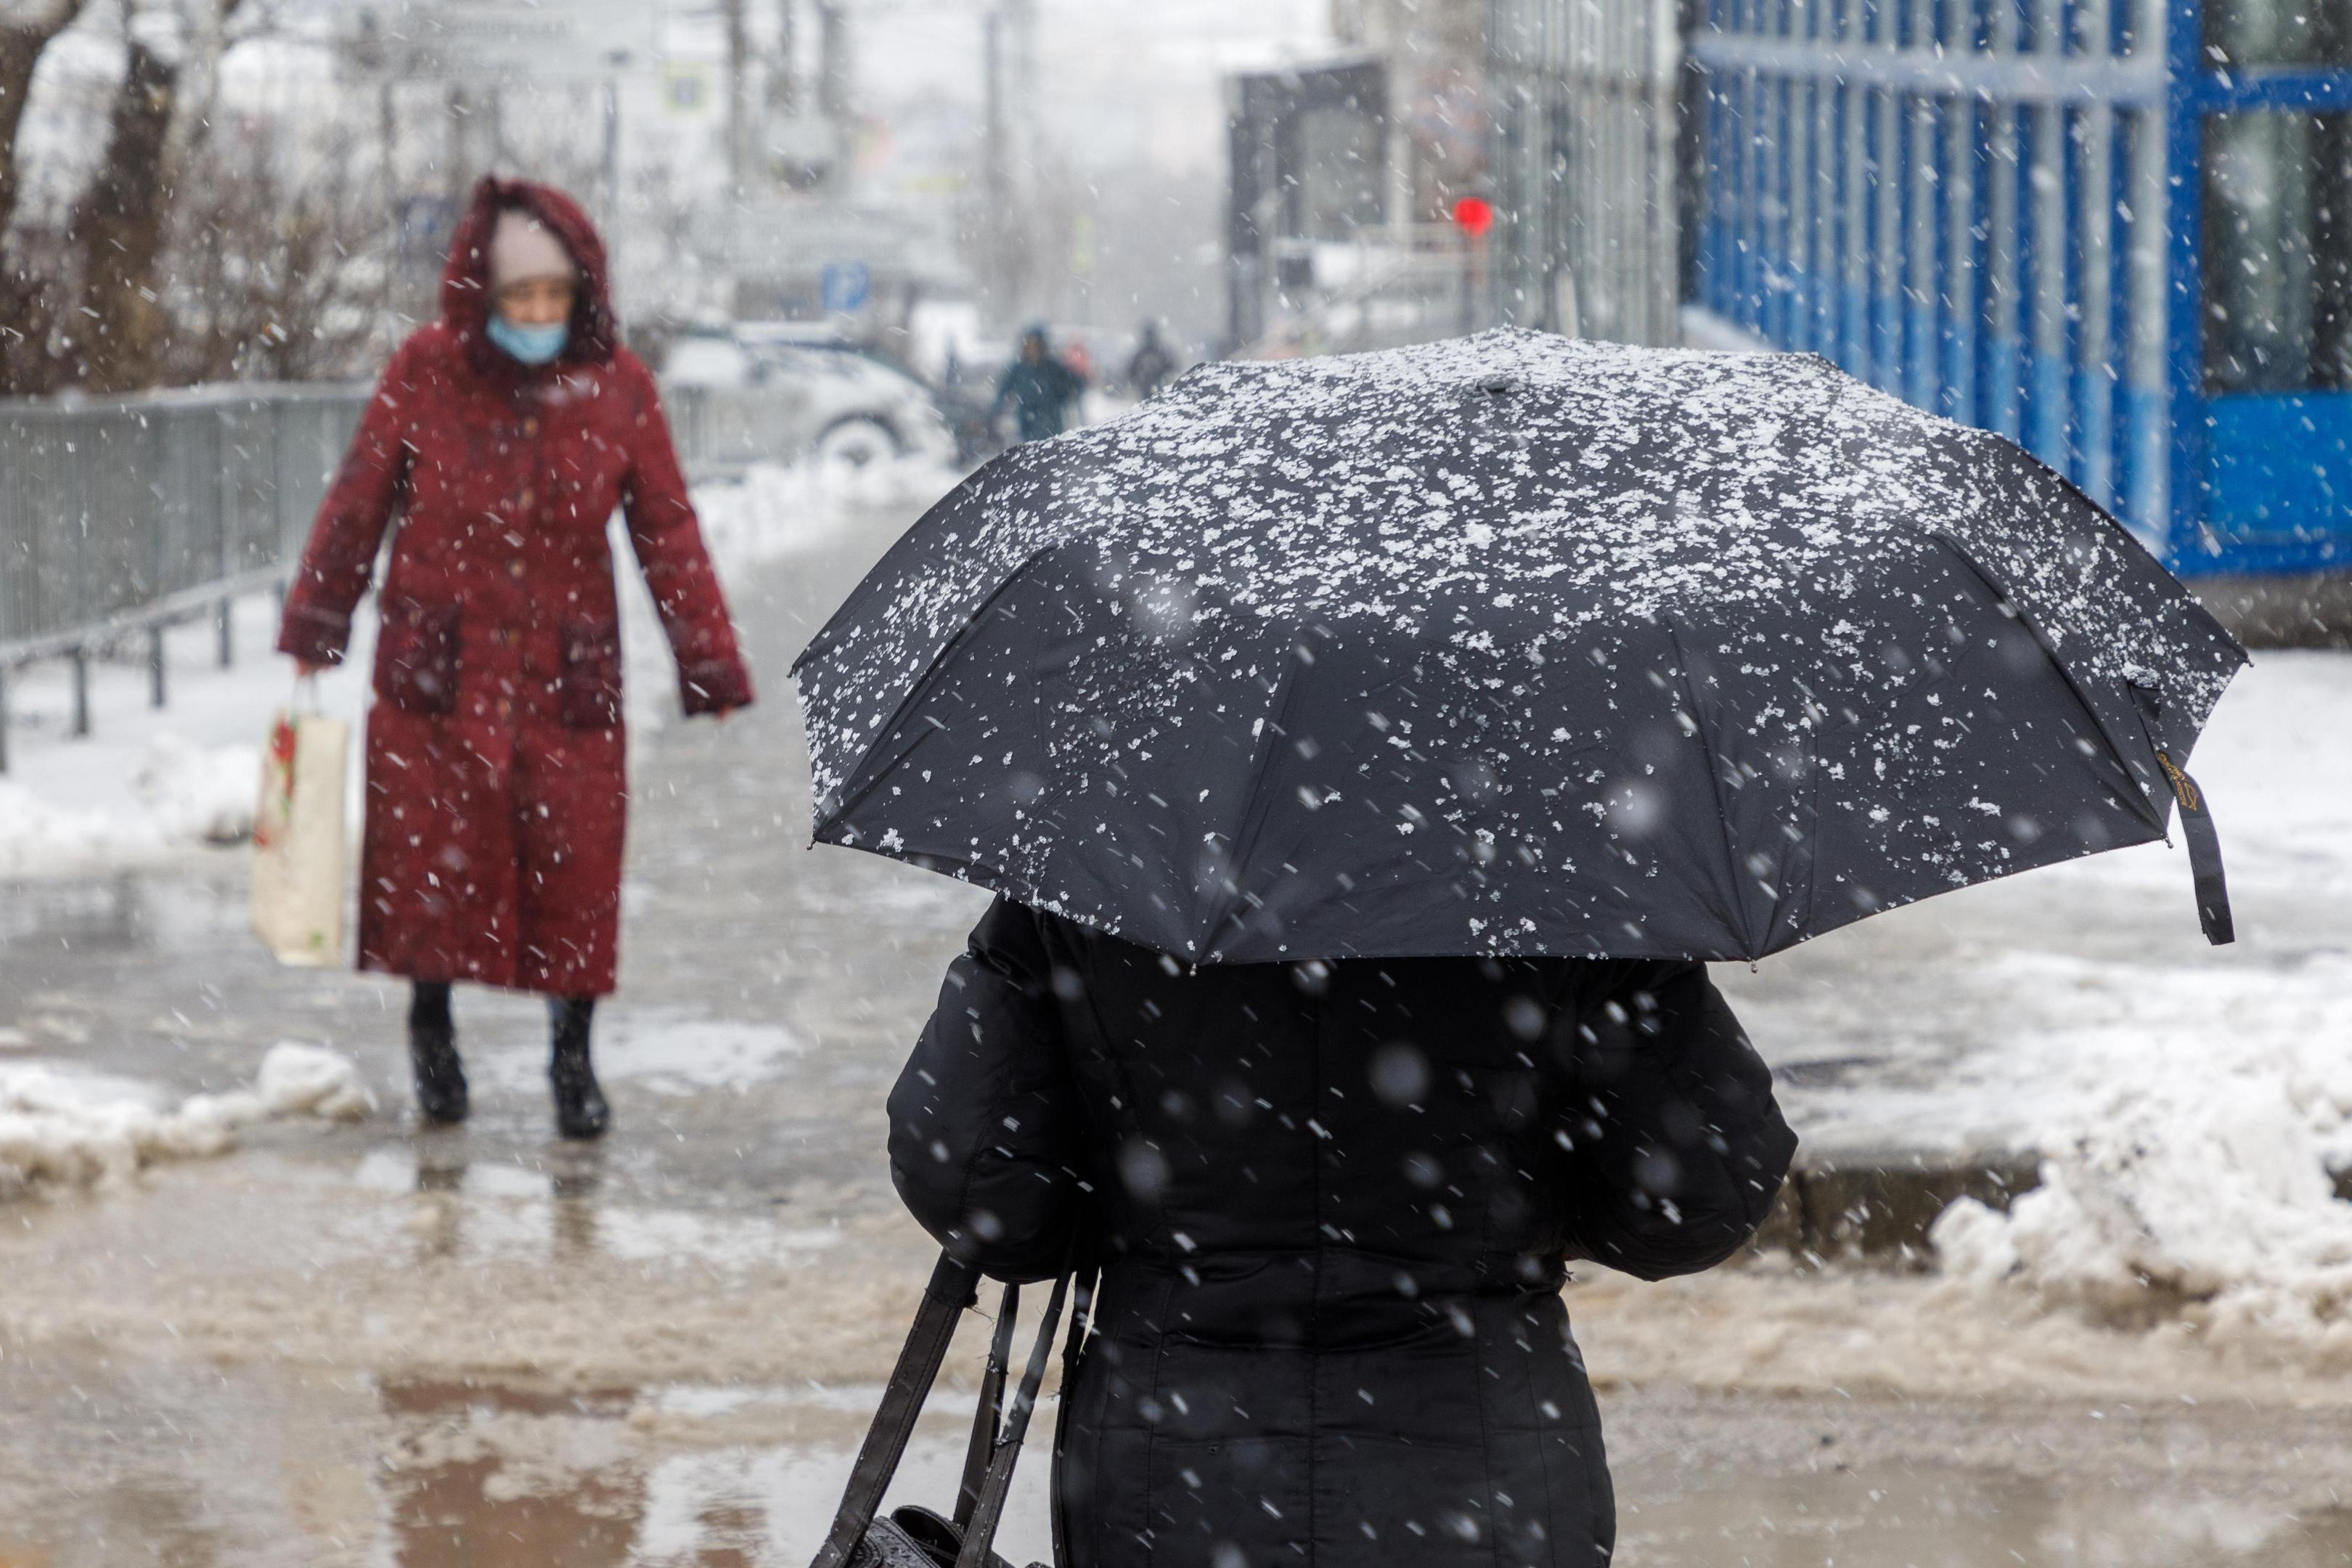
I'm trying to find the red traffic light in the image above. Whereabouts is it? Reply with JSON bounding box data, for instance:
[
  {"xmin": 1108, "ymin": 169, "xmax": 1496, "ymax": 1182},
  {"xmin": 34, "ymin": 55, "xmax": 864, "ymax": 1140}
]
[{"xmin": 1450, "ymin": 196, "xmax": 1495, "ymax": 237}]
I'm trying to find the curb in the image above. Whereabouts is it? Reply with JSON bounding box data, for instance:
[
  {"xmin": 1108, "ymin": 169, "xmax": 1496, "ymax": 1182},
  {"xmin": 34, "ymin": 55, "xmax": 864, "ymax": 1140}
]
[
  {"xmin": 1747, "ymin": 1153, "xmax": 2043, "ymax": 1270},
  {"xmin": 1747, "ymin": 1156, "xmax": 2352, "ymax": 1270}
]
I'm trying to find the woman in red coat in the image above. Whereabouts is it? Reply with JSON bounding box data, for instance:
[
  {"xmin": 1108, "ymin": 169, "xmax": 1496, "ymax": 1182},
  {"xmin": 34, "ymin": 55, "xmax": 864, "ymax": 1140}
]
[{"xmin": 277, "ymin": 176, "xmax": 754, "ymax": 1138}]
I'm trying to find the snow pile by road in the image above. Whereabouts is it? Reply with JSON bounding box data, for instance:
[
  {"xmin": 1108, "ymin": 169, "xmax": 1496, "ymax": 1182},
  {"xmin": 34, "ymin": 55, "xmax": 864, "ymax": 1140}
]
[
  {"xmin": 133, "ymin": 733, "xmax": 262, "ymax": 845},
  {"xmin": 0, "ymin": 732, "xmax": 261, "ymax": 876},
  {"xmin": 1930, "ymin": 950, "xmax": 2352, "ymax": 1342},
  {"xmin": 0, "ymin": 1042, "xmax": 370, "ymax": 1196},
  {"xmin": 690, "ymin": 454, "xmax": 958, "ymax": 572}
]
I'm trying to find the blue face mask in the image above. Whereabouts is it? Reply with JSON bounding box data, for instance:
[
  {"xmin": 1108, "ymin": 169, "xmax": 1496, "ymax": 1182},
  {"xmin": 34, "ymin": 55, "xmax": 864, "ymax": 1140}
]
[{"xmin": 487, "ymin": 314, "xmax": 568, "ymax": 366}]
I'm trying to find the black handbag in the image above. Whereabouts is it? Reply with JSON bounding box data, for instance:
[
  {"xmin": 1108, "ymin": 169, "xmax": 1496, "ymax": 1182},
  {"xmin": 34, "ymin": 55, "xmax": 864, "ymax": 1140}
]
[{"xmin": 812, "ymin": 1250, "xmax": 1096, "ymax": 1568}]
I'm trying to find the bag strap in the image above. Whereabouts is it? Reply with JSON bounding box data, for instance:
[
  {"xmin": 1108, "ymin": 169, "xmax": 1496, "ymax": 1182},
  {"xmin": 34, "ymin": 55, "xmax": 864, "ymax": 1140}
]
[
  {"xmin": 812, "ymin": 1251, "xmax": 982, "ymax": 1568},
  {"xmin": 2128, "ymin": 681, "xmax": 2234, "ymax": 946},
  {"xmin": 955, "ymin": 1282, "xmax": 1022, "ymax": 1527},
  {"xmin": 1048, "ymin": 1263, "xmax": 1100, "ymax": 1568},
  {"xmin": 954, "ymin": 1269, "xmax": 1072, "ymax": 1568}
]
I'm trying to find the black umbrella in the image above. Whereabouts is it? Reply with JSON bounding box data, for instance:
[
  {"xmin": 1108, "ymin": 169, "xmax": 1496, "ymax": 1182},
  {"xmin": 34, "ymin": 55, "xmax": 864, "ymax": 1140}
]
[{"xmin": 792, "ymin": 330, "xmax": 2244, "ymax": 963}]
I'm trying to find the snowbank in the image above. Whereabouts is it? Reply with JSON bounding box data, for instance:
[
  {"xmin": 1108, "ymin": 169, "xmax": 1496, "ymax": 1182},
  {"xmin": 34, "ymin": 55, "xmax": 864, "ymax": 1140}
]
[
  {"xmin": 0, "ymin": 591, "xmax": 373, "ymax": 879},
  {"xmin": 0, "ymin": 1042, "xmax": 370, "ymax": 1196},
  {"xmin": 1927, "ymin": 950, "xmax": 2352, "ymax": 1342},
  {"xmin": 0, "ymin": 732, "xmax": 264, "ymax": 876},
  {"xmin": 689, "ymin": 455, "xmax": 952, "ymax": 568},
  {"xmin": 134, "ymin": 732, "xmax": 264, "ymax": 845}
]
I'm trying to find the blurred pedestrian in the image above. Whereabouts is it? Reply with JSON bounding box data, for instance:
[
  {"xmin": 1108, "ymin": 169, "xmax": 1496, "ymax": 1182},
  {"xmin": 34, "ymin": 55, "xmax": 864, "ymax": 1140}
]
[
  {"xmin": 1123, "ymin": 319, "xmax": 1176, "ymax": 399},
  {"xmin": 991, "ymin": 323, "xmax": 1086, "ymax": 442},
  {"xmin": 277, "ymin": 176, "xmax": 754, "ymax": 1139},
  {"xmin": 887, "ymin": 898, "xmax": 1796, "ymax": 1564}
]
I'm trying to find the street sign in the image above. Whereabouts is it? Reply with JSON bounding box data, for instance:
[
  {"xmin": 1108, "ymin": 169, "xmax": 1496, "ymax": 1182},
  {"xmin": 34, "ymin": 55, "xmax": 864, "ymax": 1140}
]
[
  {"xmin": 663, "ymin": 64, "xmax": 711, "ymax": 114},
  {"xmin": 396, "ymin": 195, "xmax": 457, "ymax": 266},
  {"xmin": 820, "ymin": 261, "xmax": 872, "ymax": 315},
  {"xmin": 340, "ymin": 1, "xmax": 659, "ymax": 84}
]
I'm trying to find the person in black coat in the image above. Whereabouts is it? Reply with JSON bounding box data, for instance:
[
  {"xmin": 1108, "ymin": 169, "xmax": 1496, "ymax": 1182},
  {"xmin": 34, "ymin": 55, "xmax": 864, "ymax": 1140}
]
[
  {"xmin": 888, "ymin": 897, "xmax": 1797, "ymax": 1568},
  {"xmin": 991, "ymin": 325, "xmax": 1087, "ymax": 442}
]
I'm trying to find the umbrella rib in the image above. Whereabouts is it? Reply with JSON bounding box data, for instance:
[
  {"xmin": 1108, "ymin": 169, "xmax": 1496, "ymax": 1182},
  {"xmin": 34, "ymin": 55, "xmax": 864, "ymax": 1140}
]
[
  {"xmin": 788, "ymin": 454, "xmax": 1026, "ymax": 677},
  {"xmin": 1927, "ymin": 532, "xmax": 2165, "ymax": 833},
  {"xmin": 1663, "ymin": 618, "xmax": 1761, "ymax": 961},
  {"xmin": 1199, "ymin": 640, "xmax": 1311, "ymax": 958},
  {"xmin": 809, "ymin": 547, "xmax": 1059, "ymax": 836}
]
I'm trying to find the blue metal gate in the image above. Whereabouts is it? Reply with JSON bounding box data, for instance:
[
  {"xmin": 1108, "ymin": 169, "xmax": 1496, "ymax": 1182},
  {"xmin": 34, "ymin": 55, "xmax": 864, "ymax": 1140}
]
[{"xmin": 1686, "ymin": 0, "xmax": 2352, "ymax": 577}]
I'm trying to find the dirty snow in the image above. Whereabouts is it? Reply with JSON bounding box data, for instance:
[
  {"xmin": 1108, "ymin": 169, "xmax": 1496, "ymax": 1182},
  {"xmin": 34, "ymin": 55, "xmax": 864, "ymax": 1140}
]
[
  {"xmin": 0, "ymin": 1041, "xmax": 370, "ymax": 1195},
  {"xmin": 1925, "ymin": 949, "xmax": 2352, "ymax": 1339}
]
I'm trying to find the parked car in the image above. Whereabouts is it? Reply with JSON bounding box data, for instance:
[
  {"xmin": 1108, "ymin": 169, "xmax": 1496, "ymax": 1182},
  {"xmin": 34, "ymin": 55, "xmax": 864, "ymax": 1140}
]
[{"xmin": 661, "ymin": 324, "xmax": 956, "ymax": 475}]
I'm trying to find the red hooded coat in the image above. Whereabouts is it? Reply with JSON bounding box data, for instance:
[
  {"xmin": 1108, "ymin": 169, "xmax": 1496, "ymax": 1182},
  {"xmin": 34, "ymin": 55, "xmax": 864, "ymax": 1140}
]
[{"xmin": 277, "ymin": 177, "xmax": 753, "ymax": 997}]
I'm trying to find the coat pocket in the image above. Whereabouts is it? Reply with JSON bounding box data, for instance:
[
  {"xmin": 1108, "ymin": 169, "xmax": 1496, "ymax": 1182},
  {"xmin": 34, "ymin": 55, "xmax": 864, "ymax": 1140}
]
[
  {"xmin": 559, "ymin": 621, "xmax": 624, "ymax": 729},
  {"xmin": 377, "ymin": 599, "xmax": 461, "ymax": 715}
]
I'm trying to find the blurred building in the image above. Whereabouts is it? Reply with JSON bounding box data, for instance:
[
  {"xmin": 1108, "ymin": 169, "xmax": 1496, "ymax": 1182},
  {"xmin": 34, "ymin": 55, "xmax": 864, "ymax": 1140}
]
[
  {"xmin": 330, "ymin": 0, "xmax": 968, "ymax": 349},
  {"xmin": 1486, "ymin": 0, "xmax": 1694, "ymax": 346},
  {"xmin": 1479, "ymin": 0, "xmax": 2352, "ymax": 590},
  {"xmin": 1225, "ymin": 56, "xmax": 1387, "ymax": 349},
  {"xmin": 1331, "ymin": 0, "xmax": 1490, "ymax": 225},
  {"xmin": 1224, "ymin": 0, "xmax": 1489, "ymax": 355}
]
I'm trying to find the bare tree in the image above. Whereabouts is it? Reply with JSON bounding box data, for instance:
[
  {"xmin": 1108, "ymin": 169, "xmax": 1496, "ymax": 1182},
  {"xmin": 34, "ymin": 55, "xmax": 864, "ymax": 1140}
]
[
  {"xmin": 160, "ymin": 120, "xmax": 385, "ymax": 384},
  {"xmin": 70, "ymin": 0, "xmax": 254, "ymax": 391}
]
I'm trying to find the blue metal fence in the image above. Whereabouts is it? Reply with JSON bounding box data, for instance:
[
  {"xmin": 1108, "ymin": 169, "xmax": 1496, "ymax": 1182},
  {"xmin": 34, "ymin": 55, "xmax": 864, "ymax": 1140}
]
[{"xmin": 1686, "ymin": 0, "xmax": 2352, "ymax": 577}]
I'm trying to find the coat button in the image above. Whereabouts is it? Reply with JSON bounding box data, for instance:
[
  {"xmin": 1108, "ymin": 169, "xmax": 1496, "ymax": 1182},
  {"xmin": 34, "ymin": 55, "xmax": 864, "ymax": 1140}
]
[
  {"xmin": 518, "ymin": 489, "xmax": 536, "ymax": 508},
  {"xmin": 522, "ymin": 417, "xmax": 540, "ymax": 437},
  {"xmin": 498, "ymin": 698, "xmax": 513, "ymax": 718},
  {"xmin": 508, "ymin": 560, "xmax": 526, "ymax": 579}
]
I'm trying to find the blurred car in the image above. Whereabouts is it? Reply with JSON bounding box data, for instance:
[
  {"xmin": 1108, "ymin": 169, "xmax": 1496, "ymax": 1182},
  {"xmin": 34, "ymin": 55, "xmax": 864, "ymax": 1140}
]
[{"xmin": 660, "ymin": 324, "xmax": 956, "ymax": 475}]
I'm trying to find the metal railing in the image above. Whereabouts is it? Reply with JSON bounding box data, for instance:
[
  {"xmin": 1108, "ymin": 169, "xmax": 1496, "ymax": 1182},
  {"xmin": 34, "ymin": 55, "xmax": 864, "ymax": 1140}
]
[
  {"xmin": 0, "ymin": 385, "xmax": 370, "ymax": 770},
  {"xmin": 0, "ymin": 377, "xmax": 853, "ymax": 772}
]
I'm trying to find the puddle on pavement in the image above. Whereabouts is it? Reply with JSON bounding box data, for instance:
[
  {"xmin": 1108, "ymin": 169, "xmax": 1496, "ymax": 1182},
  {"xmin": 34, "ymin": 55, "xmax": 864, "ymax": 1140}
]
[
  {"xmin": 461, "ymin": 1010, "xmax": 810, "ymax": 1098},
  {"xmin": 3, "ymin": 1356, "xmax": 2347, "ymax": 1567},
  {"xmin": 1619, "ymin": 1474, "xmax": 2352, "ymax": 1566}
]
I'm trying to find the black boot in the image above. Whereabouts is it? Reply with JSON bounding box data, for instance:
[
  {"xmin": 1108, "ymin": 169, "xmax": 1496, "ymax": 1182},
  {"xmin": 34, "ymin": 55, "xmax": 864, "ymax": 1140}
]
[
  {"xmin": 549, "ymin": 997, "xmax": 608, "ymax": 1140},
  {"xmin": 409, "ymin": 981, "xmax": 467, "ymax": 1125}
]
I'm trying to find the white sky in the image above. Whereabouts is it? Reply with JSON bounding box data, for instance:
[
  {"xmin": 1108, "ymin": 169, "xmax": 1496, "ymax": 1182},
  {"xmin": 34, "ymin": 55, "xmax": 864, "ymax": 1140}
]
[{"xmin": 791, "ymin": 0, "xmax": 1339, "ymax": 177}]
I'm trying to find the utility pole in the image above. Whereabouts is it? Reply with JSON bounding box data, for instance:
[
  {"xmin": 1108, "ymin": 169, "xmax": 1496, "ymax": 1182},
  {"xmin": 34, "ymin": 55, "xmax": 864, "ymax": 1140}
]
[
  {"xmin": 724, "ymin": 0, "xmax": 747, "ymax": 192},
  {"xmin": 603, "ymin": 70, "xmax": 621, "ymax": 229},
  {"xmin": 815, "ymin": 2, "xmax": 850, "ymax": 123},
  {"xmin": 379, "ymin": 76, "xmax": 397, "ymax": 336},
  {"xmin": 770, "ymin": 0, "xmax": 798, "ymax": 121},
  {"xmin": 982, "ymin": 9, "xmax": 1007, "ymax": 314}
]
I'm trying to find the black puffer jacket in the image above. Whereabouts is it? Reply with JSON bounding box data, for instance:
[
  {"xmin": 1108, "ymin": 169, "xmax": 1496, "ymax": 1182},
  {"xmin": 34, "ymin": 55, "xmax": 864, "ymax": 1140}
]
[{"xmin": 889, "ymin": 897, "xmax": 1795, "ymax": 1568}]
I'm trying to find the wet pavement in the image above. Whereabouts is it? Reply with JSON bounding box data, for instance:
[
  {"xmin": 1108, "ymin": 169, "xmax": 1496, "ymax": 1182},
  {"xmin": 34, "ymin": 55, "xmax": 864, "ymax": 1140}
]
[{"xmin": 4, "ymin": 481, "xmax": 2350, "ymax": 1564}]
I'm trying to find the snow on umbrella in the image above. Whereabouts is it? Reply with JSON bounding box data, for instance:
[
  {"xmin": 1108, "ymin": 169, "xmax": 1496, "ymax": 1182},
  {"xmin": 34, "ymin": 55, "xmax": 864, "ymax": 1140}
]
[{"xmin": 792, "ymin": 329, "xmax": 2245, "ymax": 963}]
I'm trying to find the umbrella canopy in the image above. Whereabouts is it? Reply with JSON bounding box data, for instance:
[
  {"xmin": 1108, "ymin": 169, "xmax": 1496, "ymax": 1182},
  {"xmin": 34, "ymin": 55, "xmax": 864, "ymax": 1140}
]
[{"xmin": 793, "ymin": 330, "xmax": 2245, "ymax": 963}]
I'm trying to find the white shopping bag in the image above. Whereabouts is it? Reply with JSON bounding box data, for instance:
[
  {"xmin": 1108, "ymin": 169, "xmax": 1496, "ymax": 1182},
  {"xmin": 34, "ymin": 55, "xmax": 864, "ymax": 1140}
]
[{"xmin": 250, "ymin": 692, "xmax": 348, "ymax": 967}]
